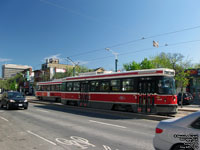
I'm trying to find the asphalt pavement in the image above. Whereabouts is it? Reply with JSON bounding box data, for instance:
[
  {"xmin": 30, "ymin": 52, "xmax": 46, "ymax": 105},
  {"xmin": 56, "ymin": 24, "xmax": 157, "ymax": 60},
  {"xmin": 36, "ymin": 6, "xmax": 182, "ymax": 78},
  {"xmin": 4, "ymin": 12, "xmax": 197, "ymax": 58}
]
[{"xmin": 0, "ymin": 102, "xmax": 158, "ymax": 150}]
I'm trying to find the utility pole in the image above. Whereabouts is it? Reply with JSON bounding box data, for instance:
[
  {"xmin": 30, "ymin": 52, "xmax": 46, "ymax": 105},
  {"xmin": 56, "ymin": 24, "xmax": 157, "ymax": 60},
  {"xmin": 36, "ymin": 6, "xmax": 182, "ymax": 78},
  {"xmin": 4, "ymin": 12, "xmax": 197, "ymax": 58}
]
[
  {"xmin": 66, "ymin": 57, "xmax": 79, "ymax": 76},
  {"xmin": 105, "ymin": 48, "xmax": 119, "ymax": 72}
]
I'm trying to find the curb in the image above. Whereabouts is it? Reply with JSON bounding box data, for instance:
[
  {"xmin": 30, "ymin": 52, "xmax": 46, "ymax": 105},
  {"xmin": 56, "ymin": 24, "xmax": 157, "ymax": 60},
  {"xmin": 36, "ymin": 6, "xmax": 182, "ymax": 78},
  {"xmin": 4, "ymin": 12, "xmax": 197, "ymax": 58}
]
[
  {"xmin": 29, "ymin": 100, "xmax": 172, "ymax": 121},
  {"xmin": 178, "ymin": 108, "xmax": 199, "ymax": 112}
]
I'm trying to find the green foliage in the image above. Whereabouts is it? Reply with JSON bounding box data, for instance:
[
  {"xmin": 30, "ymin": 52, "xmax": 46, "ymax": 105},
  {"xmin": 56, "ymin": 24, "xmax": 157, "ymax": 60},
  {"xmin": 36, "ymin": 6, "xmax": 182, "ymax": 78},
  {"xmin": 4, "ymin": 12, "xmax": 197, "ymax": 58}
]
[
  {"xmin": 175, "ymin": 70, "xmax": 190, "ymax": 90},
  {"xmin": 53, "ymin": 65, "xmax": 90, "ymax": 79},
  {"xmin": 123, "ymin": 58, "xmax": 155, "ymax": 71},
  {"xmin": 0, "ymin": 73, "xmax": 25, "ymax": 91},
  {"xmin": 194, "ymin": 63, "xmax": 200, "ymax": 68},
  {"xmin": 123, "ymin": 61, "xmax": 141, "ymax": 71},
  {"xmin": 140, "ymin": 58, "xmax": 155, "ymax": 69}
]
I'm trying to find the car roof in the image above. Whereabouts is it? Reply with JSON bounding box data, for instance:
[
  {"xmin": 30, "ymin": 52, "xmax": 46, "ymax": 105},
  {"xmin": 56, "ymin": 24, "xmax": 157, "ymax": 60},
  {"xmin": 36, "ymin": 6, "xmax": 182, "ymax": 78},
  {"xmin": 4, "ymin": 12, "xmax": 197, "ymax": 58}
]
[{"xmin": 162, "ymin": 111, "xmax": 200, "ymax": 127}]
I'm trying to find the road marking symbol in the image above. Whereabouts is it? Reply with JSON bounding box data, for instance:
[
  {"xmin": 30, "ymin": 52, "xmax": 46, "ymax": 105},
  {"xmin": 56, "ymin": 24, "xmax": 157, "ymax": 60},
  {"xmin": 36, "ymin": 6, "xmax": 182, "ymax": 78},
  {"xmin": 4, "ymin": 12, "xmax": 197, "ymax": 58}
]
[
  {"xmin": 89, "ymin": 120, "xmax": 127, "ymax": 129},
  {"xmin": 56, "ymin": 136, "xmax": 96, "ymax": 149},
  {"xmin": 0, "ymin": 116, "xmax": 9, "ymax": 122},
  {"xmin": 27, "ymin": 130, "xmax": 57, "ymax": 146}
]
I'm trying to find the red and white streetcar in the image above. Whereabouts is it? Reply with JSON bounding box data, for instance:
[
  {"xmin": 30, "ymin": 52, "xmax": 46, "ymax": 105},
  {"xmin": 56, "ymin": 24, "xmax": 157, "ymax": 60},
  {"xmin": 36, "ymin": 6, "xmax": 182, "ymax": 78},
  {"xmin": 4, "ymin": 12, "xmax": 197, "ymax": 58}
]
[{"xmin": 36, "ymin": 68, "xmax": 178, "ymax": 114}]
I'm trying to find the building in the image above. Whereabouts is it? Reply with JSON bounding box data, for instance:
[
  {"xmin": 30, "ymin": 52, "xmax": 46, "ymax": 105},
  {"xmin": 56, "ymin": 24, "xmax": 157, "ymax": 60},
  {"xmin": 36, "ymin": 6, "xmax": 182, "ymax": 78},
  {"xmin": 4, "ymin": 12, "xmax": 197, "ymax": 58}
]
[
  {"xmin": 41, "ymin": 58, "xmax": 72, "ymax": 81},
  {"xmin": 2, "ymin": 64, "xmax": 32, "ymax": 79},
  {"xmin": 21, "ymin": 68, "xmax": 34, "ymax": 95},
  {"xmin": 78, "ymin": 67, "xmax": 113, "ymax": 76}
]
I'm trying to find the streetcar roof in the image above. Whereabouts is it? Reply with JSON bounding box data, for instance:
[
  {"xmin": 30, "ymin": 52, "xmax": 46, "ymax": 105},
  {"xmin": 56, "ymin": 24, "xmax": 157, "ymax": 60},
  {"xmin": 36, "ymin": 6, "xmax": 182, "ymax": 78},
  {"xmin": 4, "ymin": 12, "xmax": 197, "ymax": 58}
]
[
  {"xmin": 37, "ymin": 78, "xmax": 63, "ymax": 85},
  {"xmin": 36, "ymin": 68, "xmax": 175, "ymax": 85},
  {"xmin": 63, "ymin": 68, "xmax": 175, "ymax": 82}
]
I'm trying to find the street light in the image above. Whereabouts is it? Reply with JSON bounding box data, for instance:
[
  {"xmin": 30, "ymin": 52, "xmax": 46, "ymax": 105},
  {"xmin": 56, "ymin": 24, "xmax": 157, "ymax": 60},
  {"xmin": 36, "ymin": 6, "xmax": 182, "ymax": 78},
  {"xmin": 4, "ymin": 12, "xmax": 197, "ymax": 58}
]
[{"xmin": 105, "ymin": 48, "xmax": 118, "ymax": 72}]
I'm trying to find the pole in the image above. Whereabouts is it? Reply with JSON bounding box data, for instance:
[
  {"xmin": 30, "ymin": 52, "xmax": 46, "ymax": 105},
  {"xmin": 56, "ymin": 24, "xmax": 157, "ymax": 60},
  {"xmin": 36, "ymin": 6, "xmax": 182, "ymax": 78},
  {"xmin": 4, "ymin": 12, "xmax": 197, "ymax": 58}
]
[
  {"xmin": 66, "ymin": 57, "xmax": 79, "ymax": 77},
  {"xmin": 115, "ymin": 58, "xmax": 118, "ymax": 72},
  {"xmin": 73, "ymin": 67, "xmax": 75, "ymax": 77},
  {"xmin": 105, "ymin": 48, "xmax": 118, "ymax": 72}
]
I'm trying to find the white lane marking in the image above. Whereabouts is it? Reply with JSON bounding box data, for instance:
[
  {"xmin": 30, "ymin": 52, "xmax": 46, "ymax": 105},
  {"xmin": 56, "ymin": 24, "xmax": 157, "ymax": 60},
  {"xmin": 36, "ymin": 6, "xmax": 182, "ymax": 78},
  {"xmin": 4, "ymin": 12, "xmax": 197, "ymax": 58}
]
[
  {"xmin": 0, "ymin": 116, "xmax": 9, "ymax": 122},
  {"xmin": 27, "ymin": 130, "xmax": 57, "ymax": 146},
  {"xmin": 36, "ymin": 109, "xmax": 49, "ymax": 113},
  {"xmin": 89, "ymin": 120, "xmax": 127, "ymax": 129}
]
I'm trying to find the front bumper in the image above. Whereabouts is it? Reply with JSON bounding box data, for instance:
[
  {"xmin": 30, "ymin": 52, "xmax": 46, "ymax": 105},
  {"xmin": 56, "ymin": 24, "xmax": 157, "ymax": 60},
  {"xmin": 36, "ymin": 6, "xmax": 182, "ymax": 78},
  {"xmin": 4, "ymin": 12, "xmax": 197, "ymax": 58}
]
[
  {"xmin": 156, "ymin": 104, "xmax": 178, "ymax": 114},
  {"xmin": 8, "ymin": 102, "xmax": 28, "ymax": 108}
]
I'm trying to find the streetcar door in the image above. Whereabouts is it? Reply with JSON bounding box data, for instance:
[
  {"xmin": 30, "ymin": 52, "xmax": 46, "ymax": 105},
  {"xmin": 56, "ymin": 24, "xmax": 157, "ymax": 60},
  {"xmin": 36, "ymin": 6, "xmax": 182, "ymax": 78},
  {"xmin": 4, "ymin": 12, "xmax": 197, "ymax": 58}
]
[
  {"xmin": 80, "ymin": 82, "xmax": 89, "ymax": 107},
  {"xmin": 138, "ymin": 80, "xmax": 155, "ymax": 113}
]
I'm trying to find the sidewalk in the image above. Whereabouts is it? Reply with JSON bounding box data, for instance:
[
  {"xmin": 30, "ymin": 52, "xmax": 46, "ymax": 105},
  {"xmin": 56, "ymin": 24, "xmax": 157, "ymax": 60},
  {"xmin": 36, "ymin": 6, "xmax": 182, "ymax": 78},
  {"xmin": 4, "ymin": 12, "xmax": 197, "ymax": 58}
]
[{"xmin": 178, "ymin": 105, "xmax": 200, "ymax": 112}]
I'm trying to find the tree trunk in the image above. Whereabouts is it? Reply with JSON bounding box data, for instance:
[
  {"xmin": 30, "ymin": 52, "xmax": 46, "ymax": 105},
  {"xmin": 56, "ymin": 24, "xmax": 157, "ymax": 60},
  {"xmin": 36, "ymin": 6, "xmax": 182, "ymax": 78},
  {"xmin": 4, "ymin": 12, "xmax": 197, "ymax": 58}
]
[{"xmin": 181, "ymin": 87, "xmax": 183, "ymax": 108}]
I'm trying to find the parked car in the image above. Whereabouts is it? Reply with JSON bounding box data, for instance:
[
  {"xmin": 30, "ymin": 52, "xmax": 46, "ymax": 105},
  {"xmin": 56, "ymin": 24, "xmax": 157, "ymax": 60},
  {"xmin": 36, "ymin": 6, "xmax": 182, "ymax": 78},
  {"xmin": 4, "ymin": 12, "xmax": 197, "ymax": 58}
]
[
  {"xmin": 153, "ymin": 111, "xmax": 200, "ymax": 150},
  {"xmin": 0, "ymin": 91, "xmax": 28, "ymax": 110},
  {"xmin": 177, "ymin": 92, "xmax": 194, "ymax": 105}
]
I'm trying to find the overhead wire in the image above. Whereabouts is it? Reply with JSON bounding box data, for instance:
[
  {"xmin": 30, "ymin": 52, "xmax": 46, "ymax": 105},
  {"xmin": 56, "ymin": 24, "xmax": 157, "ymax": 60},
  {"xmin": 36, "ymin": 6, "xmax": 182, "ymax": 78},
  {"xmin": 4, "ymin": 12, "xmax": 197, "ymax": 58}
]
[
  {"xmin": 85, "ymin": 39, "xmax": 200, "ymax": 63},
  {"xmin": 68, "ymin": 25, "xmax": 200, "ymax": 58}
]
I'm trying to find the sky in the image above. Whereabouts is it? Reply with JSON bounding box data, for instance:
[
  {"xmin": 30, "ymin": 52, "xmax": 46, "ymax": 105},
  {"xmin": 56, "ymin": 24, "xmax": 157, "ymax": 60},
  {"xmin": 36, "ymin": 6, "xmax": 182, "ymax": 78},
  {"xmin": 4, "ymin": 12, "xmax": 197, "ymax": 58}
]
[{"xmin": 1, "ymin": 0, "xmax": 200, "ymax": 76}]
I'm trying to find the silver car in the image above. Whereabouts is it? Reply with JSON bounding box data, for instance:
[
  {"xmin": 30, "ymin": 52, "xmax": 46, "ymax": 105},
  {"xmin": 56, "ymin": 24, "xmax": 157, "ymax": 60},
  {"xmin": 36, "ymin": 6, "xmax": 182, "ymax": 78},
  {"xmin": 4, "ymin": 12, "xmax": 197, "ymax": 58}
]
[{"xmin": 153, "ymin": 111, "xmax": 200, "ymax": 150}]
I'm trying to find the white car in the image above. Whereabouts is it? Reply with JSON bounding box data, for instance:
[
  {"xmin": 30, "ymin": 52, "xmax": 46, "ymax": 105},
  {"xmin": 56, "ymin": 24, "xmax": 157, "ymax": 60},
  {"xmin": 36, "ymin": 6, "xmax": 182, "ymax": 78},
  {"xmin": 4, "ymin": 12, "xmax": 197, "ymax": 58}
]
[{"xmin": 153, "ymin": 111, "xmax": 200, "ymax": 150}]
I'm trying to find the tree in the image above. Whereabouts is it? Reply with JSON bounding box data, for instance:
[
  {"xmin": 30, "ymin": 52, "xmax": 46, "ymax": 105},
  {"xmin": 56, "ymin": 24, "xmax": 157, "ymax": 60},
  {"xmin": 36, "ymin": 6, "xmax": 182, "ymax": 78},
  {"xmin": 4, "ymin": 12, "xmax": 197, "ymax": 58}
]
[
  {"xmin": 123, "ymin": 58, "xmax": 155, "ymax": 71},
  {"xmin": 140, "ymin": 58, "xmax": 155, "ymax": 69},
  {"xmin": 194, "ymin": 63, "xmax": 200, "ymax": 68},
  {"xmin": 175, "ymin": 69, "xmax": 191, "ymax": 107},
  {"xmin": 53, "ymin": 65, "xmax": 90, "ymax": 79},
  {"xmin": 123, "ymin": 61, "xmax": 141, "ymax": 71}
]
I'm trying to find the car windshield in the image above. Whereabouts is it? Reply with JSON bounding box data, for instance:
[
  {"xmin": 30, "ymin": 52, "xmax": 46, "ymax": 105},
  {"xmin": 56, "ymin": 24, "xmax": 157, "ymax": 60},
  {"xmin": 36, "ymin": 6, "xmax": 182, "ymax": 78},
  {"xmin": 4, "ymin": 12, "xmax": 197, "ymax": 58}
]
[
  {"xmin": 8, "ymin": 92, "xmax": 24, "ymax": 98},
  {"xmin": 158, "ymin": 77, "xmax": 176, "ymax": 95}
]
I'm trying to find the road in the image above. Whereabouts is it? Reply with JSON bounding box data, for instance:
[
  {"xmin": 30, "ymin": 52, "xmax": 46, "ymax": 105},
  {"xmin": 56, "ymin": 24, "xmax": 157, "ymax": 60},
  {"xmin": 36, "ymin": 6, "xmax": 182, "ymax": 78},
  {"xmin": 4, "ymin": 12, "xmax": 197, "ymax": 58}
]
[{"xmin": 0, "ymin": 102, "xmax": 158, "ymax": 150}]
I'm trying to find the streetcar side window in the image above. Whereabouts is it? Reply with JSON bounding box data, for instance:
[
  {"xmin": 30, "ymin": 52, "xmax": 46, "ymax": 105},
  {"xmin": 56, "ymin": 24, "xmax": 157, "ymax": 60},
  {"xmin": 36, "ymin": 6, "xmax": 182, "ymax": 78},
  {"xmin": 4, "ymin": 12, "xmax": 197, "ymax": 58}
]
[
  {"xmin": 122, "ymin": 79, "xmax": 134, "ymax": 92},
  {"xmin": 51, "ymin": 85, "xmax": 54, "ymax": 91},
  {"xmin": 55, "ymin": 84, "xmax": 61, "ymax": 91},
  {"xmin": 61, "ymin": 83, "xmax": 66, "ymax": 91},
  {"xmin": 66, "ymin": 82, "xmax": 73, "ymax": 91},
  {"xmin": 42, "ymin": 85, "xmax": 47, "ymax": 91},
  {"xmin": 100, "ymin": 80, "xmax": 110, "ymax": 92},
  {"xmin": 47, "ymin": 85, "xmax": 51, "ymax": 91},
  {"xmin": 90, "ymin": 81, "xmax": 100, "ymax": 92},
  {"xmin": 73, "ymin": 82, "xmax": 80, "ymax": 92},
  {"xmin": 37, "ymin": 85, "xmax": 41, "ymax": 91},
  {"xmin": 111, "ymin": 80, "xmax": 121, "ymax": 92}
]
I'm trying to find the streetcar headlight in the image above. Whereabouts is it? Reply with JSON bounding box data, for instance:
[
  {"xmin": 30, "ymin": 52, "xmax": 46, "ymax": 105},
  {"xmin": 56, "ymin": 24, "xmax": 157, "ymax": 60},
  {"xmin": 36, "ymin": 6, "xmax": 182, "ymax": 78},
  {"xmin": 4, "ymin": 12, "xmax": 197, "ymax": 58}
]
[{"xmin": 24, "ymin": 99, "xmax": 28, "ymax": 102}]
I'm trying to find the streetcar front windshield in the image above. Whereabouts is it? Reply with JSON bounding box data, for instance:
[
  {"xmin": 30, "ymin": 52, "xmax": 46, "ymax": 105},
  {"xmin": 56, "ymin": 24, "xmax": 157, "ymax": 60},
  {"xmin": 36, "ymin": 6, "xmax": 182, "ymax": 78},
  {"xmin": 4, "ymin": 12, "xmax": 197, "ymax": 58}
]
[{"xmin": 157, "ymin": 77, "xmax": 176, "ymax": 95}]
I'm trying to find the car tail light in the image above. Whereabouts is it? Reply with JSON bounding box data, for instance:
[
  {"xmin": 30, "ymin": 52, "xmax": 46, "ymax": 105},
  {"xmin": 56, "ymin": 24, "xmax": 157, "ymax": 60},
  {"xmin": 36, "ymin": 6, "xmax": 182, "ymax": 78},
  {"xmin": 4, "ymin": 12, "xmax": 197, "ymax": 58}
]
[
  {"xmin": 156, "ymin": 128, "xmax": 163, "ymax": 134},
  {"xmin": 184, "ymin": 97, "xmax": 189, "ymax": 100}
]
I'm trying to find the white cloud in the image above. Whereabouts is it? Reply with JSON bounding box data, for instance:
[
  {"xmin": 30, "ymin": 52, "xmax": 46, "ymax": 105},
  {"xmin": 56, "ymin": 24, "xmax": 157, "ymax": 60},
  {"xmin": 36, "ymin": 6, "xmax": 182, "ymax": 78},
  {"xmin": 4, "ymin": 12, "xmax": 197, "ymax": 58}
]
[
  {"xmin": 0, "ymin": 58, "xmax": 12, "ymax": 63},
  {"xmin": 44, "ymin": 54, "xmax": 61, "ymax": 60},
  {"xmin": 42, "ymin": 54, "xmax": 65, "ymax": 62}
]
